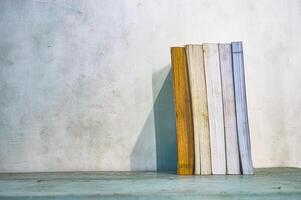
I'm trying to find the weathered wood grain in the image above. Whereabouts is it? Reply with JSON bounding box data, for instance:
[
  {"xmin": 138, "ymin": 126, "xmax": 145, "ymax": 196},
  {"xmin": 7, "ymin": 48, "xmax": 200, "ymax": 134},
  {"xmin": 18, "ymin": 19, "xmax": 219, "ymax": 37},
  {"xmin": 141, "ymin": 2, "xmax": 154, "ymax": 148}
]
[
  {"xmin": 219, "ymin": 44, "xmax": 241, "ymax": 175},
  {"xmin": 171, "ymin": 47, "xmax": 195, "ymax": 175},
  {"xmin": 231, "ymin": 42, "xmax": 254, "ymax": 175},
  {"xmin": 185, "ymin": 45, "xmax": 212, "ymax": 175},
  {"xmin": 203, "ymin": 44, "xmax": 226, "ymax": 174}
]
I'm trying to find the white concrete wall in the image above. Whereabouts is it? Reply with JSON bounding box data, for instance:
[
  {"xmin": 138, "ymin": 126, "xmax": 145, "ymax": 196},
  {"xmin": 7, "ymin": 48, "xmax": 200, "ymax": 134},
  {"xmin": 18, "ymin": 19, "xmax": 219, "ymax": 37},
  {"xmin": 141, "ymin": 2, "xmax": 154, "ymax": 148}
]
[{"xmin": 0, "ymin": 0, "xmax": 300, "ymax": 172}]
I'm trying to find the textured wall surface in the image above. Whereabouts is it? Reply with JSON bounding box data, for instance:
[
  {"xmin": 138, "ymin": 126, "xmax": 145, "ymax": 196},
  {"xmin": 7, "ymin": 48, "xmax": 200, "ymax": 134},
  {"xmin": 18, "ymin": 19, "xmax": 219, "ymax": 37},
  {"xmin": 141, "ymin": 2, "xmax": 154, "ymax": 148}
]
[{"xmin": 0, "ymin": 0, "xmax": 300, "ymax": 172}]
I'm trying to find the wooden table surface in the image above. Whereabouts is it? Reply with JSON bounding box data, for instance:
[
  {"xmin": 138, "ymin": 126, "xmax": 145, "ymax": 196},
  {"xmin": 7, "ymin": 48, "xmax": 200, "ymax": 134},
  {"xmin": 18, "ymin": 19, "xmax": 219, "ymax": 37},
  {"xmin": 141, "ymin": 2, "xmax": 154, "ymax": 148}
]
[{"xmin": 0, "ymin": 168, "xmax": 300, "ymax": 199}]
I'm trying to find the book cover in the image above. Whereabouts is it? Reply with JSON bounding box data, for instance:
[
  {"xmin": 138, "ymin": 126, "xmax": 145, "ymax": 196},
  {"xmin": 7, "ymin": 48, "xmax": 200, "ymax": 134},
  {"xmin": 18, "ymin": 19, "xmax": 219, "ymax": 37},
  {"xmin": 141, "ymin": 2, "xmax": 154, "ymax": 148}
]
[
  {"xmin": 231, "ymin": 42, "xmax": 254, "ymax": 175},
  {"xmin": 171, "ymin": 47, "xmax": 195, "ymax": 175},
  {"xmin": 219, "ymin": 43, "xmax": 241, "ymax": 174},
  {"xmin": 203, "ymin": 43, "xmax": 226, "ymax": 174},
  {"xmin": 185, "ymin": 44, "xmax": 212, "ymax": 175}
]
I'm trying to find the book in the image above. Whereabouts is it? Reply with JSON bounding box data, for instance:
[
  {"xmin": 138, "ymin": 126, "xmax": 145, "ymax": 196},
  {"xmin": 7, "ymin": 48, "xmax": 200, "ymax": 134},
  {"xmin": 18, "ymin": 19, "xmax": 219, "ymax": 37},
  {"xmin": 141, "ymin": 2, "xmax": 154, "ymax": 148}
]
[
  {"xmin": 231, "ymin": 42, "xmax": 254, "ymax": 175},
  {"xmin": 171, "ymin": 47, "xmax": 195, "ymax": 175},
  {"xmin": 185, "ymin": 45, "xmax": 212, "ymax": 175},
  {"xmin": 203, "ymin": 43, "xmax": 226, "ymax": 174},
  {"xmin": 219, "ymin": 44, "xmax": 241, "ymax": 174}
]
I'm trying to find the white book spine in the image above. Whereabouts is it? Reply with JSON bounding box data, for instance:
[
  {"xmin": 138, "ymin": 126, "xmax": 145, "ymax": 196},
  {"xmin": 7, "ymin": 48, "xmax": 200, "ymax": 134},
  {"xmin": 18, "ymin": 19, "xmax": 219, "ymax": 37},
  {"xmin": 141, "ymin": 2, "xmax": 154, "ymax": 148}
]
[
  {"xmin": 186, "ymin": 45, "xmax": 212, "ymax": 175},
  {"xmin": 203, "ymin": 44, "xmax": 226, "ymax": 174}
]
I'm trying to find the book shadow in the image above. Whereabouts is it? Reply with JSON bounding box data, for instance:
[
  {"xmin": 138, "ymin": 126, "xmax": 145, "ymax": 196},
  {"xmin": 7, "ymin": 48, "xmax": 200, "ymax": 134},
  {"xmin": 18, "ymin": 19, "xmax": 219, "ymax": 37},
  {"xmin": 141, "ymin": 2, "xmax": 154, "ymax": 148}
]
[{"xmin": 130, "ymin": 64, "xmax": 177, "ymax": 173}]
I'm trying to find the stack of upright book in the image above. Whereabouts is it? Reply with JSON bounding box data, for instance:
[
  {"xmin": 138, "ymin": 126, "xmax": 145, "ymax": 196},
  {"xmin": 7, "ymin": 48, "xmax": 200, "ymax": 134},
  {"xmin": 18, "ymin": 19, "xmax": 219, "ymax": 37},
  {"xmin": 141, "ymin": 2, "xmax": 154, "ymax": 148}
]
[{"xmin": 171, "ymin": 42, "xmax": 253, "ymax": 175}]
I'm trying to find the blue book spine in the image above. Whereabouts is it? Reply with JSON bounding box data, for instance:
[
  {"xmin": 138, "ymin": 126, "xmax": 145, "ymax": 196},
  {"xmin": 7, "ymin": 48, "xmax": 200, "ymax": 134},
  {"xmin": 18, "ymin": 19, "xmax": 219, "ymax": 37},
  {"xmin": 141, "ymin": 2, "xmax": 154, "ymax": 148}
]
[{"xmin": 231, "ymin": 42, "xmax": 254, "ymax": 175}]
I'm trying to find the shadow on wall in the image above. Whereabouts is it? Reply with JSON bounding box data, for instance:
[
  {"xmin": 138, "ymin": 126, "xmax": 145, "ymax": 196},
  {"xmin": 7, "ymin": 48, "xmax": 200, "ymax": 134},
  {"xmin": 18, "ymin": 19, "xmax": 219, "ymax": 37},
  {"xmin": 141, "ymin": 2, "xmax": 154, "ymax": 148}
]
[
  {"xmin": 153, "ymin": 65, "xmax": 177, "ymax": 171},
  {"xmin": 130, "ymin": 64, "xmax": 177, "ymax": 172}
]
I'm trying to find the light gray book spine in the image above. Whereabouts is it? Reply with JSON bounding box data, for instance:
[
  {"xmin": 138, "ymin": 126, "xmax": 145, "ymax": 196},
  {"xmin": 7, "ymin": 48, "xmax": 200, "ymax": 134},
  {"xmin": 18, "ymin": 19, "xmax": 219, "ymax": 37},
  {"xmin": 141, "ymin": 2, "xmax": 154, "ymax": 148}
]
[
  {"xmin": 231, "ymin": 42, "xmax": 253, "ymax": 175},
  {"xmin": 219, "ymin": 44, "xmax": 241, "ymax": 174}
]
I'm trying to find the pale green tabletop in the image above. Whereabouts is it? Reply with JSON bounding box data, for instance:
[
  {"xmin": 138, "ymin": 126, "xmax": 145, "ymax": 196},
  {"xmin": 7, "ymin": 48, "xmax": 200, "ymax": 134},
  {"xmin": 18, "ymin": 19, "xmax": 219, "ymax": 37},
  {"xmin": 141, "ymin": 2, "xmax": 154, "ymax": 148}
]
[{"xmin": 0, "ymin": 168, "xmax": 300, "ymax": 199}]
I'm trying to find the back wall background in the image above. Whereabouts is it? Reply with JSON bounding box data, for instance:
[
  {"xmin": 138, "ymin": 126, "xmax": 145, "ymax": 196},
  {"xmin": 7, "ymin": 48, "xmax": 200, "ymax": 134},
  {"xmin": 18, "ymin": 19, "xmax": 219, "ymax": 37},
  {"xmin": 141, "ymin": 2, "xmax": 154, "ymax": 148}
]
[{"xmin": 0, "ymin": 0, "xmax": 300, "ymax": 172}]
